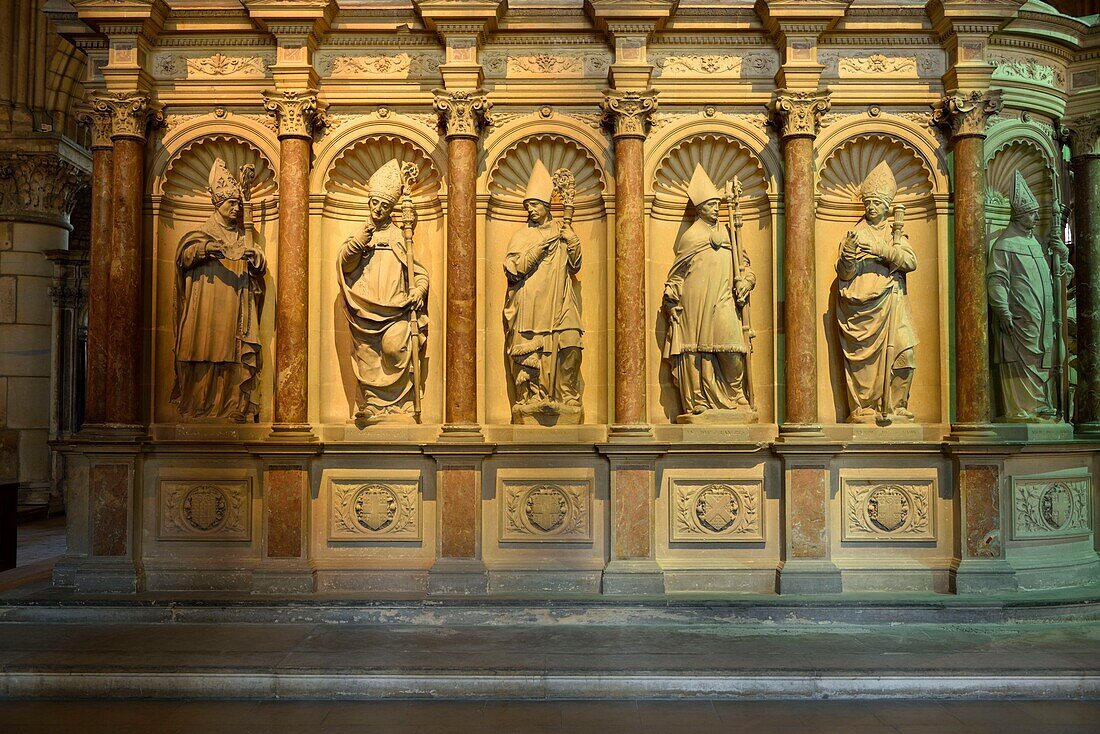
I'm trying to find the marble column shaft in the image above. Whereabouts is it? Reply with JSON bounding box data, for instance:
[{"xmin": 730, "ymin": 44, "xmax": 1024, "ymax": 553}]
[
  {"xmin": 602, "ymin": 90, "xmax": 656, "ymax": 430},
  {"xmin": 1072, "ymin": 150, "xmax": 1100, "ymax": 427},
  {"xmin": 772, "ymin": 91, "xmax": 829, "ymax": 429},
  {"xmin": 83, "ymin": 115, "xmax": 113, "ymax": 426},
  {"xmin": 444, "ymin": 136, "xmax": 478, "ymax": 426},
  {"xmin": 934, "ymin": 91, "xmax": 1001, "ymax": 428},
  {"xmin": 433, "ymin": 89, "xmax": 490, "ymax": 430},
  {"xmin": 263, "ymin": 90, "xmax": 319, "ymax": 432}
]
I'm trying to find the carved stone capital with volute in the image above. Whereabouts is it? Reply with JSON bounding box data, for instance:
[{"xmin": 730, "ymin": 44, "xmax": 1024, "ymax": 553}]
[
  {"xmin": 432, "ymin": 89, "xmax": 491, "ymax": 140},
  {"xmin": 1066, "ymin": 113, "xmax": 1100, "ymax": 161},
  {"xmin": 262, "ymin": 89, "xmax": 321, "ymax": 140},
  {"xmin": 77, "ymin": 105, "xmax": 114, "ymax": 150},
  {"xmin": 932, "ymin": 90, "xmax": 1003, "ymax": 140},
  {"xmin": 90, "ymin": 91, "xmax": 159, "ymax": 143},
  {"xmin": 770, "ymin": 90, "xmax": 830, "ymax": 139},
  {"xmin": 0, "ymin": 153, "xmax": 89, "ymax": 227},
  {"xmin": 601, "ymin": 89, "xmax": 658, "ymax": 141}
]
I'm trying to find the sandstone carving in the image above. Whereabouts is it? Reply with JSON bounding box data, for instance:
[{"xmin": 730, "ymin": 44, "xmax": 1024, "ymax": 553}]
[
  {"xmin": 338, "ymin": 159, "xmax": 428, "ymax": 425},
  {"xmin": 670, "ymin": 479, "xmax": 763, "ymax": 542},
  {"xmin": 987, "ymin": 171, "xmax": 1071, "ymax": 422},
  {"xmin": 504, "ymin": 160, "xmax": 583, "ymax": 425},
  {"xmin": 1011, "ymin": 475, "xmax": 1091, "ymax": 540},
  {"xmin": 171, "ymin": 158, "xmax": 267, "ymax": 422},
  {"xmin": 835, "ymin": 161, "xmax": 918, "ymax": 424},
  {"xmin": 158, "ymin": 479, "xmax": 251, "ymax": 541},
  {"xmin": 501, "ymin": 481, "xmax": 591, "ymax": 542},
  {"xmin": 842, "ymin": 479, "xmax": 934, "ymax": 541},
  {"xmin": 663, "ymin": 164, "xmax": 756, "ymax": 423},
  {"xmin": 331, "ymin": 479, "xmax": 420, "ymax": 540}
]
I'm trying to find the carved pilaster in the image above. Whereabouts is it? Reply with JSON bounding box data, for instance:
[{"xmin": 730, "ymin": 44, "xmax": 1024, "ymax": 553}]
[
  {"xmin": 262, "ymin": 89, "xmax": 321, "ymax": 140},
  {"xmin": 933, "ymin": 90, "xmax": 1003, "ymax": 140},
  {"xmin": 601, "ymin": 89, "xmax": 658, "ymax": 140},
  {"xmin": 770, "ymin": 90, "xmax": 830, "ymax": 139},
  {"xmin": 90, "ymin": 92, "xmax": 159, "ymax": 143},
  {"xmin": 1066, "ymin": 113, "xmax": 1100, "ymax": 161},
  {"xmin": 0, "ymin": 153, "xmax": 89, "ymax": 227},
  {"xmin": 432, "ymin": 89, "xmax": 491, "ymax": 140}
]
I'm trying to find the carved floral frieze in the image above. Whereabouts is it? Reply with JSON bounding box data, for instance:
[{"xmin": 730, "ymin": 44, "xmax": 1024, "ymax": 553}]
[
  {"xmin": 319, "ymin": 52, "xmax": 443, "ymax": 78},
  {"xmin": 819, "ymin": 51, "xmax": 940, "ymax": 78},
  {"xmin": 1011, "ymin": 475, "xmax": 1092, "ymax": 540},
  {"xmin": 990, "ymin": 55, "xmax": 1065, "ymax": 88},
  {"xmin": 157, "ymin": 479, "xmax": 251, "ymax": 541},
  {"xmin": 330, "ymin": 479, "xmax": 421, "ymax": 541},
  {"xmin": 501, "ymin": 480, "xmax": 592, "ymax": 543},
  {"xmin": 482, "ymin": 51, "xmax": 609, "ymax": 77},
  {"xmin": 842, "ymin": 477, "xmax": 935, "ymax": 542},
  {"xmin": 153, "ymin": 53, "xmax": 272, "ymax": 79},
  {"xmin": 670, "ymin": 479, "xmax": 764, "ymax": 543},
  {"xmin": 652, "ymin": 52, "xmax": 775, "ymax": 77}
]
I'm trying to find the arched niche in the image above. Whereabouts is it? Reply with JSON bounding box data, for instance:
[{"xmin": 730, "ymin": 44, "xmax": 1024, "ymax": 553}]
[
  {"xmin": 984, "ymin": 128, "xmax": 1056, "ymax": 236},
  {"xmin": 321, "ymin": 134, "xmax": 444, "ymax": 221},
  {"xmin": 482, "ymin": 130, "xmax": 611, "ymax": 426},
  {"xmin": 150, "ymin": 132, "xmax": 279, "ymax": 427},
  {"xmin": 814, "ymin": 132, "xmax": 945, "ymax": 426},
  {"xmin": 485, "ymin": 132, "xmax": 609, "ymax": 222},
  {"xmin": 315, "ymin": 131, "xmax": 446, "ymax": 427},
  {"xmin": 646, "ymin": 129, "xmax": 777, "ymax": 425}
]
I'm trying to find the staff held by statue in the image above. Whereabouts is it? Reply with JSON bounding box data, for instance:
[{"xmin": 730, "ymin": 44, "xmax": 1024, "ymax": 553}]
[
  {"xmin": 398, "ymin": 161, "xmax": 423, "ymax": 421},
  {"xmin": 547, "ymin": 167, "xmax": 576, "ymax": 402},
  {"xmin": 724, "ymin": 176, "xmax": 754, "ymax": 408}
]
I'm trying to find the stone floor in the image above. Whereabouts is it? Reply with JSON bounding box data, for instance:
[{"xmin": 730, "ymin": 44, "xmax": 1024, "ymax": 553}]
[{"xmin": 0, "ymin": 699, "xmax": 1098, "ymax": 733}]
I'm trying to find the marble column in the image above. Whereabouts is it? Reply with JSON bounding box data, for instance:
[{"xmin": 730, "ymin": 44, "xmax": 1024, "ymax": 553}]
[
  {"xmin": 601, "ymin": 89, "xmax": 657, "ymax": 435},
  {"xmin": 263, "ymin": 90, "xmax": 320, "ymax": 435},
  {"xmin": 93, "ymin": 92, "xmax": 155, "ymax": 427},
  {"xmin": 933, "ymin": 91, "xmax": 1002, "ymax": 433},
  {"xmin": 1068, "ymin": 114, "xmax": 1100, "ymax": 436},
  {"xmin": 79, "ymin": 107, "xmax": 112, "ymax": 427},
  {"xmin": 771, "ymin": 90, "xmax": 829, "ymax": 434},
  {"xmin": 433, "ymin": 89, "xmax": 490, "ymax": 435}
]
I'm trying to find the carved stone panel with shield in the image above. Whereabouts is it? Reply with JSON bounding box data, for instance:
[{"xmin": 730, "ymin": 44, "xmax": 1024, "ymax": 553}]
[
  {"xmin": 158, "ymin": 479, "xmax": 252, "ymax": 541},
  {"xmin": 500, "ymin": 480, "xmax": 592, "ymax": 543},
  {"xmin": 330, "ymin": 478, "xmax": 421, "ymax": 541},
  {"xmin": 670, "ymin": 479, "xmax": 764, "ymax": 543},
  {"xmin": 1011, "ymin": 473, "xmax": 1092, "ymax": 540},
  {"xmin": 842, "ymin": 473, "xmax": 936, "ymax": 542}
]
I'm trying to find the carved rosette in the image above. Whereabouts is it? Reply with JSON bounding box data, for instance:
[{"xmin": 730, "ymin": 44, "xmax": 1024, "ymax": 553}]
[
  {"xmin": 600, "ymin": 89, "xmax": 658, "ymax": 140},
  {"xmin": 90, "ymin": 91, "xmax": 159, "ymax": 142},
  {"xmin": 262, "ymin": 89, "xmax": 321, "ymax": 140},
  {"xmin": 0, "ymin": 153, "xmax": 89, "ymax": 226},
  {"xmin": 432, "ymin": 89, "xmax": 491, "ymax": 140},
  {"xmin": 932, "ymin": 90, "xmax": 1003, "ymax": 140},
  {"xmin": 771, "ymin": 90, "xmax": 831, "ymax": 139},
  {"xmin": 1066, "ymin": 113, "xmax": 1100, "ymax": 160}
]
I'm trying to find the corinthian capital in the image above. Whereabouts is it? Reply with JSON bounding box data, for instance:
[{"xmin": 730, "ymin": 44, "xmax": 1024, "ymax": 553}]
[
  {"xmin": 90, "ymin": 92, "xmax": 159, "ymax": 142},
  {"xmin": 1065, "ymin": 113, "xmax": 1100, "ymax": 161},
  {"xmin": 0, "ymin": 152, "xmax": 89, "ymax": 227},
  {"xmin": 432, "ymin": 89, "xmax": 491, "ymax": 140},
  {"xmin": 770, "ymin": 90, "xmax": 830, "ymax": 139},
  {"xmin": 262, "ymin": 89, "xmax": 321, "ymax": 140},
  {"xmin": 600, "ymin": 89, "xmax": 657, "ymax": 140},
  {"xmin": 76, "ymin": 104, "xmax": 114, "ymax": 150},
  {"xmin": 932, "ymin": 90, "xmax": 1003, "ymax": 140}
]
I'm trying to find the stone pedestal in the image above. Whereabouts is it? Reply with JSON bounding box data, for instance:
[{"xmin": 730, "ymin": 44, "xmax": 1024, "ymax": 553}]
[
  {"xmin": 771, "ymin": 91, "xmax": 829, "ymax": 435},
  {"xmin": 76, "ymin": 447, "xmax": 142, "ymax": 593},
  {"xmin": 426, "ymin": 444, "xmax": 493, "ymax": 594},
  {"xmin": 934, "ymin": 91, "xmax": 1002, "ymax": 437}
]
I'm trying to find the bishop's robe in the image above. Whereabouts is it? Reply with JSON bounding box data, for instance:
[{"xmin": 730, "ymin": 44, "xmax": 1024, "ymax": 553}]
[
  {"xmin": 987, "ymin": 227, "xmax": 1055, "ymax": 420},
  {"xmin": 834, "ymin": 218, "xmax": 917, "ymax": 417},
  {"xmin": 172, "ymin": 215, "xmax": 266, "ymax": 420},
  {"xmin": 338, "ymin": 222, "xmax": 428, "ymax": 419}
]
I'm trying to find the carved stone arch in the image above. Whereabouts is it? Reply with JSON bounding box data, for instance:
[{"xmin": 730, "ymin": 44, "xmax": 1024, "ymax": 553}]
[
  {"xmin": 649, "ymin": 132, "xmax": 771, "ymax": 221},
  {"xmin": 645, "ymin": 115, "xmax": 781, "ymax": 203},
  {"xmin": 818, "ymin": 133, "xmax": 938, "ymax": 220},
  {"xmin": 158, "ymin": 134, "xmax": 278, "ymax": 222},
  {"xmin": 485, "ymin": 132, "xmax": 609, "ymax": 222},
  {"xmin": 310, "ymin": 115, "xmax": 445, "ymax": 199},
  {"xmin": 321, "ymin": 134, "xmax": 444, "ymax": 222},
  {"xmin": 984, "ymin": 122, "xmax": 1057, "ymax": 230},
  {"xmin": 152, "ymin": 113, "xmax": 280, "ymax": 200}
]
